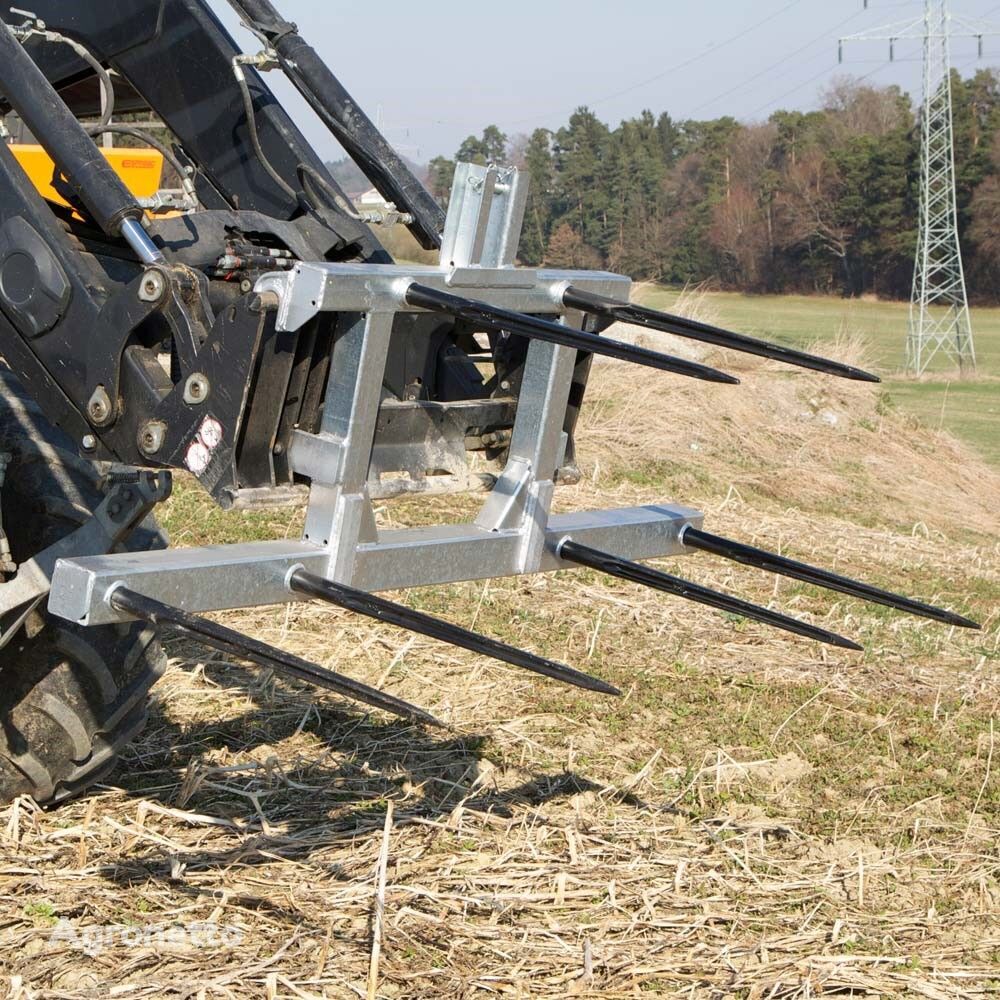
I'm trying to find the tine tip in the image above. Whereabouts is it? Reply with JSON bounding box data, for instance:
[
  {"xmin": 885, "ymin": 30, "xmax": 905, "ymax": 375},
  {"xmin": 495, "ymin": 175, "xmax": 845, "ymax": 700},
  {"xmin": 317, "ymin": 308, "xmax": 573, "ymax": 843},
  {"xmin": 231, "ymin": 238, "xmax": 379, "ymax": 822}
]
[{"xmin": 947, "ymin": 613, "xmax": 981, "ymax": 630}]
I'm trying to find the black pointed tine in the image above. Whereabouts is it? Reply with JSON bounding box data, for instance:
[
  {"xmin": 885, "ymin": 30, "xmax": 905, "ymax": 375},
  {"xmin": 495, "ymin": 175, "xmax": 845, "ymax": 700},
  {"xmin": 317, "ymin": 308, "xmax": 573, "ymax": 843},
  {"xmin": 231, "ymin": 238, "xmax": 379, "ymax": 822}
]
[
  {"xmin": 680, "ymin": 527, "xmax": 981, "ymax": 630},
  {"xmin": 557, "ymin": 539, "xmax": 863, "ymax": 651},
  {"xmin": 562, "ymin": 285, "xmax": 881, "ymax": 384},
  {"xmin": 404, "ymin": 282, "xmax": 740, "ymax": 385},
  {"xmin": 288, "ymin": 570, "xmax": 621, "ymax": 697},
  {"xmin": 109, "ymin": 587, "xmax": 443, "ymax": 727}
]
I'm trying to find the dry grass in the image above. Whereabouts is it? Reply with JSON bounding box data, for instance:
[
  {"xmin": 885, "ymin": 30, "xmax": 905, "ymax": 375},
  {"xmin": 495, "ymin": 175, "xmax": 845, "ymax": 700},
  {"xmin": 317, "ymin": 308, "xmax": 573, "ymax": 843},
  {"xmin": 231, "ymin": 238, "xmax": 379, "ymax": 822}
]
[
  {"xmin": 1, "ymin": 355, "xmax": 997, "ymax": 998},
  {"xmin": 578, "ymin": 338, "xmax": 1000, "ymax": 540}
]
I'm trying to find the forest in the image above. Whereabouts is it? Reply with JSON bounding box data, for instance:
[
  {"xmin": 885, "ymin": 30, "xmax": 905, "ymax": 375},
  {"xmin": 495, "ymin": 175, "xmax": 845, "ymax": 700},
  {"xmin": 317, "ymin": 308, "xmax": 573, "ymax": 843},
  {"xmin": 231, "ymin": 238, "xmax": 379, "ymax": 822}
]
[{"xmin": 406, "ymin": 72, "xmax": 1000, "ymax": 302}]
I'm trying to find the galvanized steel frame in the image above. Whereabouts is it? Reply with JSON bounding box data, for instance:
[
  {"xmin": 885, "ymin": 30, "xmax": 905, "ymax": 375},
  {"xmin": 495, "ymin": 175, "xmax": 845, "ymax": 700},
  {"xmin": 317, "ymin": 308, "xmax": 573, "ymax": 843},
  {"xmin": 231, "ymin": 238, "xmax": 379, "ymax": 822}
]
[
  {"xmin": 49, "ymin": 261, "xmax": 702, "ymax": 626},
  {"xmin": 48, "ymin": 163, "xmax": 703, "ymax": 626}
]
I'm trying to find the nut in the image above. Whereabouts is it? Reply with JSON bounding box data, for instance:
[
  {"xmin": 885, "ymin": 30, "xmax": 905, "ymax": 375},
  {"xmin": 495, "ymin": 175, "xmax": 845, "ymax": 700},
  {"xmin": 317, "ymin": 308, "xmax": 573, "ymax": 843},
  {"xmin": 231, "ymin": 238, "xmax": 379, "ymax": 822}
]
[
  {"xmin": 138, "ymin": 269, "xmax": 167, "ymax": 303},
  {"xmin": 87, "ymin": 386, "xmax": 113, "ymax": 426},
  {"xmin": 183, "ymin": 373, "xmax": 210, "ymax": 406},
  {"xmin": 138, "ymin": 420, "xmax": 167, "ymax": 455}
]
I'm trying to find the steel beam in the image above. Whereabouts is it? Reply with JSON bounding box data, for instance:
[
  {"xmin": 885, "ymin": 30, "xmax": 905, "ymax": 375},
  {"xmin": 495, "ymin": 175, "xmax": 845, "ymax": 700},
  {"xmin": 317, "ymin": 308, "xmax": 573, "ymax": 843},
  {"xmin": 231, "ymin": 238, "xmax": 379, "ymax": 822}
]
[{"xmin": 49, "ymin": 504, "xmax": 701, "ymax": 626}]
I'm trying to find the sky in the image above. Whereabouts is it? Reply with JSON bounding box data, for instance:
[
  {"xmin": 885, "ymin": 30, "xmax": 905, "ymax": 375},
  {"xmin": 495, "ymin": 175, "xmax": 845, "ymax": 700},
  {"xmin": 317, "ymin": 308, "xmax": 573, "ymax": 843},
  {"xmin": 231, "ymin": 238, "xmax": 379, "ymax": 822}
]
[{"xmin": 214, "ymin": 0, "xmax": 1000, "ymax": 164}]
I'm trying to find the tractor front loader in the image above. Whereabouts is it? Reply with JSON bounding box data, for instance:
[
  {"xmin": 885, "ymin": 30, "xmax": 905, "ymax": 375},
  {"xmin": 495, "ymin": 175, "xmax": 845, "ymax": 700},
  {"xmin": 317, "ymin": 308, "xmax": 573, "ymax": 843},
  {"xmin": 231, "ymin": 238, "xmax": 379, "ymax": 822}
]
[{"xmin": 0, "ymin": 0, "xmax": 978, "ymax": 805}]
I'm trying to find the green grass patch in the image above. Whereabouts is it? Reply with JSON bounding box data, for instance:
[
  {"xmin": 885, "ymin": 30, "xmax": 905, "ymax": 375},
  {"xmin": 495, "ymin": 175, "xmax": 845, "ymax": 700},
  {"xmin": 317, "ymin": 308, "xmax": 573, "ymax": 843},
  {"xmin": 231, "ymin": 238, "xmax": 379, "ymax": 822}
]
[{"xmin": 638, "ymin": 287, "xmax": 1000, "ymax": 466}]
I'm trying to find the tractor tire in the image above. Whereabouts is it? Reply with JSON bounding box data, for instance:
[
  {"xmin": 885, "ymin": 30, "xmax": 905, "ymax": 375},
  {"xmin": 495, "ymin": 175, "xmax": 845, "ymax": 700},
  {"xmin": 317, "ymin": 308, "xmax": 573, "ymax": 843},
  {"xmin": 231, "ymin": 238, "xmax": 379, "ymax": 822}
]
[{"xmin": 0, "ymin": 372, "xmax": 167, "ymax": 806}]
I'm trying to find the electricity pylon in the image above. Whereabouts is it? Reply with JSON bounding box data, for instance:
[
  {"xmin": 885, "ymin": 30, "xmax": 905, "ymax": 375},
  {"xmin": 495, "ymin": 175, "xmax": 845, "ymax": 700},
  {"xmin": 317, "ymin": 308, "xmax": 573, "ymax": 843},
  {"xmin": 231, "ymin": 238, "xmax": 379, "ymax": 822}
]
[{"xmin": 841, "ymin": 1, "xmax": 999, "ymax": 374}]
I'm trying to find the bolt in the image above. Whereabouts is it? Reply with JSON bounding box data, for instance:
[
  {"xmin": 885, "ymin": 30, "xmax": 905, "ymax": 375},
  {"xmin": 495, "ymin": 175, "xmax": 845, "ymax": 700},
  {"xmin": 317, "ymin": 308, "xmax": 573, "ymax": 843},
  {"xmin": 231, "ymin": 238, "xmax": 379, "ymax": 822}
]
[
  {"xmin": 183, "ymin": 373, "xmax": 210, "ymax": 406},
  {"xmin": 87, "ymin": 386, "xmax": 113, "ymax": 426},
  {"xmin": 138, "ymin": 420, "xmax": 167, "ymax": 455},
  {"xmin": 240, "ymin": 279, "xmax": 253, "ymax": 294},
  {"xmin": 108, "ymin": 501, "xmax": 122, "ymax": 517},
  {"xmin": 481, "ymin": 429, "xmax": 512, "ymax": 449},
  {"xmin": 249, "ymin": 291, "xmax": 280, "ymax": 314},
  {"xmin": 81, "ymin": 434, "xmax": 97, "ymax": 452},
  {"xmin": 138, "ymin": 269, "xmax": 167, "ymax": 303},
  {"xmin": 105, "ymin": 470, "xmax": 142, "ymax": 485}
]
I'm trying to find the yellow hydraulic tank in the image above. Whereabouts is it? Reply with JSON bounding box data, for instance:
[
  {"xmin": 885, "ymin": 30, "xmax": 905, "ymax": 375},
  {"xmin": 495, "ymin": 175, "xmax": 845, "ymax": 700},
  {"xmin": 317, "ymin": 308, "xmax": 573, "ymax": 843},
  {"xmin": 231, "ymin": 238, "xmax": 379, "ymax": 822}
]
[{"xmin": 10, "ymin": 143, "xmax": 164, "ymax": 213}]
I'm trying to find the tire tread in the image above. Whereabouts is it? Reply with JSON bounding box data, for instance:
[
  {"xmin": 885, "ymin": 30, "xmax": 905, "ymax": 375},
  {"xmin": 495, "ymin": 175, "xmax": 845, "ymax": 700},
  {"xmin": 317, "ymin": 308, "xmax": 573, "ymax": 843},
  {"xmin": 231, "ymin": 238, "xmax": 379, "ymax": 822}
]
[{"xmin": 0, "ymin": 371, "xmax": 166, "ymax": 806}]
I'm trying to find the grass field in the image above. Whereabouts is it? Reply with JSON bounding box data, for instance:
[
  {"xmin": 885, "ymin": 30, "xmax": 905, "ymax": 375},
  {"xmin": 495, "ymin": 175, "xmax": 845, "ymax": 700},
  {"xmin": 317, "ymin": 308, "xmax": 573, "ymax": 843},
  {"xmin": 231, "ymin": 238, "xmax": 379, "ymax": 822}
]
[
  {"xmin": 3, "ymin": 345, "xmax": 997, "ymax": 996},
  {"xmin": 637, "ymin": 287, "xmax": 1000, "ymax": 466}
]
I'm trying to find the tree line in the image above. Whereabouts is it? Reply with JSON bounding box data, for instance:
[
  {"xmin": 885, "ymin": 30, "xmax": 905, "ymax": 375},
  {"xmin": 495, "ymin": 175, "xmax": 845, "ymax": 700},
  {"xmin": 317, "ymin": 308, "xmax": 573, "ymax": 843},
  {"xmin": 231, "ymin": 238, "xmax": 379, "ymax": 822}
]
[{"xmin": 423, "ymin": 71, "xmax": 1000, "ymax": 301}]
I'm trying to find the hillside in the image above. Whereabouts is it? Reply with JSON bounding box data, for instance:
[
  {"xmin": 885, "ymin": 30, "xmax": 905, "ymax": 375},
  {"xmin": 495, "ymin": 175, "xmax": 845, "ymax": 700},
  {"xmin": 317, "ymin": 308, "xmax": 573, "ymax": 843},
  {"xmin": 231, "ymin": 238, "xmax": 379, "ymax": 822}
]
[{"xmin": 636, "ymin": 285, "xmax": 1000, "ymax": 468}]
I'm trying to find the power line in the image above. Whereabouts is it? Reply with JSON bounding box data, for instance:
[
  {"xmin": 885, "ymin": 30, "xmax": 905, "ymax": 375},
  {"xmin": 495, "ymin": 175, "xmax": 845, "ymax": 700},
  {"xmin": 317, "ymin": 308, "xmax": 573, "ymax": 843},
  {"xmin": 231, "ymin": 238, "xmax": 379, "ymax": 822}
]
[
  {"xmin": 742, "ymin": 45, "xmax": 928, "ymax": 121},
  {"xmin": 523, "ymin": 0, "xmax": 806, "ymax": 118},
  {"xmin": 416, "ymin": 0, "xmax": 806, "ymax": 131},
  {"xmin": 655, "ymin": 0, "xmax": 1000, "ymax": 124},
  {"xmin": 745, "ymin": 62, "xmax": 849, "ymax": 120},
  {"xmin": 573, "ymin": 0, "xmax": 1000, "ymax": 126},
  {"xmin": 499, "ymin": 1, "xmax": 996, "ymax": 131},
  {"xmin": 407, "ymin": 0, "xmax": 1000, "ymax": 144},
  {"xmin": 741, "ymin": 14, "xmax": 1000, "ymax": 124},
  {"xmin": 687, "ymin": 8, "xmax": 868, "ymax": 117}
]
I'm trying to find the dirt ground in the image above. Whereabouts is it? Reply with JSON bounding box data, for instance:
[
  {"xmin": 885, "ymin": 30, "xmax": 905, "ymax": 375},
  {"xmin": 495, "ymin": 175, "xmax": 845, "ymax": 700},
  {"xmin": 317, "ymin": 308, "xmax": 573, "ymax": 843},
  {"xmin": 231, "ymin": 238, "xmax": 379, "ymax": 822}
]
[{"xmin": 1, "ymin": 346, "xmax": 997, "ymax": 998}]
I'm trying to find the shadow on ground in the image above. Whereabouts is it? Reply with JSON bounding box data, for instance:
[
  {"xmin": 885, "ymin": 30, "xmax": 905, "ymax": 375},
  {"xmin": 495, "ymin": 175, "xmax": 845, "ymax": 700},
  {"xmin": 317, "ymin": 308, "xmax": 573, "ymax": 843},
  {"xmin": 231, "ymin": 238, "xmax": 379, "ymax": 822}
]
[{"xmin": 88, "ymin": 631, "xmax": 658, "ymax": 933}]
